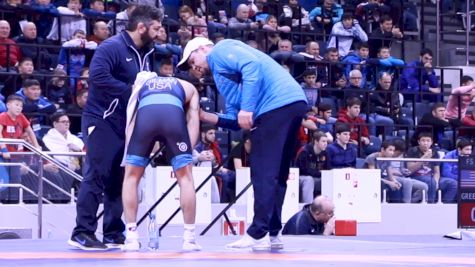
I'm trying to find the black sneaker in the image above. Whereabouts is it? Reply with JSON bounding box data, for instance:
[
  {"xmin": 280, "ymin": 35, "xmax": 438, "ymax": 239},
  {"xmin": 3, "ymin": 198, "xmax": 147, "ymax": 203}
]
[
  {"xmin": 103, "ymin": 234, "xmax": 125, "ymax": 249},
  {"xmin": 68, "ymin": 233, "xmax": 108, "ymax": 251}
]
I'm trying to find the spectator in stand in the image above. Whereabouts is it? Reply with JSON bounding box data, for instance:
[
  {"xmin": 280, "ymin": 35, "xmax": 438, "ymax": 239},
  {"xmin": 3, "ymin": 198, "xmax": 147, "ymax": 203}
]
[
  {"xmin": 355, "ymin": 0, "xmax": 391, "ymax": 31},
  {"xmin": 2, "ymin": 57, "xmax": 35, "ymax": 98},
  {"xmin": 47, "ymin": 0, "xmax": 86, "ymax": 42},
  {"xmin": 228, "ymin": 132, "xmax": 251, "ymax": 171},
  {"xmin": 57, "ymin": 29, "xmax": 98, "ymax": 88},
  {"xmin": 365, "ymin": 139, "xmax": 411, "ymax": 203},
  {"xmin": 87, "ymin": 21, "xmax": 110, "ymax": 45},
  {"xmin": 228, "ymin": 4, "xmax": 259, "ymax": 41},
  {"xmin": 47, "ymin": 68, "xmax": 72, "ymax": 110},
  {"xmin": 343, "ymin": 69, "xmax": 367, "ymax": 109},
  {"xmin": 0, "ymin": 20, "xmax": 21, "ymax": 69},
  {"xmin": 42, "ymin": 111, "xmax": 84, "ymax": 173},
  {"xmin": 14, "ymin": 22, "xmax": 53, "ymax": 70},
  {"xmin": 341, "ymin": 42, "xmax": 370, "ymax": 88},
  {"xmin": 309, "ymin": 0, "xmax": 344, "ymax": 36},
  {"xmin": 295, "ymin": 131, "xmax": 329, "ymax": 203},
  {"xmin": 337, "ymin": 96, "xmax": 377, "ymax": 155},
  {"xmin": 441, "ymin": 138, "xmax": 472, "ymax": 203},
  {"xmin": 316, "ymin": 102, "xmax": 337, "ymax": 140},
  {"xmin": 201, "ymin": 0, "xmax": 229, "ymax": 36},
  {"xmin": 193, "ymin": 125, "xmax": 234, "ymax": 203},
  {"xmin": 66, "ymin": 89, "xmax": 88, "ymax": 136},
  {"xmin": 154, "ymin": 27, "xmax": 182, "ymax": 71},
  {"xmin": 368, "ymin": 14, "xmax": 404, "ymax": 58},
  {"xmin": 400, "ymin": 48, "xmax": 440, "ymax": 103},
  {"xmin": 15, "ymin": 79, "xmax": 57, "ymax": 135},
  {"xmin": 76, "ymin": 67, "xmax": 89, "ymax": 92},
  {"xmin": 279, "ymin": 0, "xmax": 312, "ymax": 31},
  {"xmin": 390, "ymin": 138, "xmax": 428, "ymax": 203},
  {"xmin": 283, "ymin": 195, "xmax": 335, "ymax": 236},
  {"xmin": 0, "ymin": 95, "xmax": 41, "ymax": 203},
  {"xmin": 460, "ymin": 105, "xmax": 475, "ymax": 139},
  {"xmin": 82, "ymin": 0, "xmax": 116, "ymax": 20},
  {"xmin": 301, "ymin": 69, "xmax": 321, "ymax": 109},
  {"xmin": 295, "ymin": 40, "xmax": 325, "ymax": 80},
  {"xmin": 373, "ymin": 46, "xmax": 405, "ymax": 79},
  {"xmin": 321, "ymin": 48, "xmax": 345, "ymax": 99},
  {"xmin": 1, "ymin": 0, "xmax": 29, "ymax": 39},
  {"xmin": 270, "ymin": 39, "xmax": 305, "ymax": 69},
  {"xmin": 368, "ymin": 72, "xmax": 399, "ymax": 136},
  {"xmin": 31, "ymin": 0, "xmax": 59, "ymax": 39},
  {"xmin": 445, "ymin": 76, "xmax": 475, "ymax": 120},
  {"xmin": 258, "ymin": 14, "xmax": 290, "ymax": 53},
  {"xmin": 177, "ymin": 5, "xmax": 208, "ymax": 45},
  {"xmin": 327, "ymin": 13, "xmax": 368, "ymax": 58},
  {"xmin": 107, "ymin": 2, "xmax": 137, "ymax": 35},
  {"xmin": 157, "ymin": 57, "xmax": 174, "ymax": 77},
  {"xmin": 406, "ymin": 132, "xmax": 457, "ymax": 203},
  {"xmin": 326, "ymin": 122, "xmax": 357, "ymax": 168},
  {"xmin": 300, "ymin": 40, "xmax": 324, "ymax": 61},
  {"xmin": 412, "ymin": 103, "xmax": 460, "ymax": 147}
]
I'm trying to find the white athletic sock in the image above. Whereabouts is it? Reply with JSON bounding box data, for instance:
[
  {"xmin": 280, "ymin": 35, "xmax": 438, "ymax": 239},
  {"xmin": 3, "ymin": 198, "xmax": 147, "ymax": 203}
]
[
  {"xmin": 183, "ymin": 224, "xmax": 196, "ymax": 241},
  {"xmin": 126, "ymin": 223, "xmax": 138, "ymax": 239}
]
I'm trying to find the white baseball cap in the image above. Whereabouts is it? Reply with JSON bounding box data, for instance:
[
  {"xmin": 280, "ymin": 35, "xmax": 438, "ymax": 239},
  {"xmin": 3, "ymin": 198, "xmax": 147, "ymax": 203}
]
[{"xmin": 177, "ymin": 37, "xmax": 214, "ymax": 71}]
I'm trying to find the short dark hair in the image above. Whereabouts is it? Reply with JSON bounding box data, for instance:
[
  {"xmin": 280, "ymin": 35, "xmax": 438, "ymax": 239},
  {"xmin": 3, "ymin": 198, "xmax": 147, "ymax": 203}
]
[
  {"xmin": 334, "ymin": 122, "xmax": 351, "ymax": 134},
  {"xmin": 461, "ymin": 75, "xmax": 473, "ymax": 85},
  {"xmin": 318, "ymin": 102, "xmax": 332, "ymax": 113},
  {"xmin": 200, "ymin": 124, "xmax": 216, "ymax": 133},
  {"xmin": 23, "ymin": 79, "xmax": 40, "ymax": 88},
  {"xmin": 381, "ymin": 140, "xmax": 394, "ymax": 150},
  {"xmin": 312, "ymin": 131, "xmax": 327, "ymax": 142},
  {"xmin": 50, "ymin": 111, "xmax": 68, "ymax": 124},
  {"xmin": 378, "ymin": 46, "xmax": 390, "ymax": 53},
  {"xmin": 159, "ymin": 57, "xmax": 173, "ymax": 67},
  {"xmin": 418, "ymin": 131, "xmax": 433, "ymax": 141},
  {"xmin": 392, "ymin": 138, "xmax": 406, "ymax": 152},
  {"xmin": 457, "ymin": 138, "xmax": 472, "ymax": 150},
  {"xmin": 356, "ymin": 42, "xmax": 369, "ymax": 50},
  {"xmin": 341, "ymin": 13, "xmax": 353, "ymax": 21},
  {"xmin": 326, "ymin": 47, "xmax": 338, "ymax": 54},
  {"xmin": 346, "ymin": 96, "xmax": 362, "ymax": 108},
  {"xmin": 6, "ymin": 95, "xmax": 24, "ymax": 104},
  {"xmin": 431, "ymin": 102, "xmax": 445, "ymax": 112},
  {"xmin": 420, "ymin": 48, "xmax": 433, "ymax": 57},
  {"xmin": 19, "ymin": 57, "xmax": 33, "ymax": 66},
  {"xmin": 302, "ymin": 69, "xmax": 316, "ymax": 77},
  {"xmin": 126, "ymin": 5, "xmax": 163, "ymax": 31},
  {"xmin": 379, "ymin": 14, "xmax": 392, "ymax": 24}
]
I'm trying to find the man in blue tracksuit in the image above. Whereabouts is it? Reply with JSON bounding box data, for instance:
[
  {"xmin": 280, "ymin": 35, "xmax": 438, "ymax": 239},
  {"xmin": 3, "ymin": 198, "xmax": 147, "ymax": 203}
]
[
  {"xmin": 68, "ymin": 6, "xmax": 163, "ymax": 251},
  {"xmin": 178, "ymin": 37, "xmax": 307, "ymax": 251}
]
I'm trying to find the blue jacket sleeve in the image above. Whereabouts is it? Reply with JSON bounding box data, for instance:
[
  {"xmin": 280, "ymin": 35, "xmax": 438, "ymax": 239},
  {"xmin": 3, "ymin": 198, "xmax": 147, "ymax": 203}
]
[
  {"xmin": 442, "ymin": 152, "xmax": 457, "ymax": 179},
  {"xmin": 308, "ymin": 7, "xmax": 322, "ymax": 22},
  {"xmin": 214, "ymin": 45, "xmax": 261, "ymax": 113},
  {"xmin": 333, "ymin": 5, "xmax": 344, "ymax": 24},
  {"xmin": 425, "ymin": 70, "xmax": 439, "ymax": 88},
  {"xmin": 379, "ymin": 57, "xmax": 405, "ymax": 67},
  {"xmin": 89, "ymin": 42, "xmax": 129, "ymax": 97},
  {"xmin": 401, "ymin": 62, "xmax": 420, "ymax": 92}
]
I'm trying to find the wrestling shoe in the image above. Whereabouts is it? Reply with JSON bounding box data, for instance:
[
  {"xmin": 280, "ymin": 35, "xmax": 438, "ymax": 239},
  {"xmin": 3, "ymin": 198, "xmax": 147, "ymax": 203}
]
[
  {"xmin": 68, "ymin": 233, "xmax": 108, "ymax": 251},
  {"xmin": 225, "ymin": 234, "xmax": 271, "ymax": 251},
  {"xmin": 122, "ymin": 231, "xmax": 140, "ymax": 252},
  {"xmin": 182, "ymin": 240, "xmax": 202, "ymax": 251}
]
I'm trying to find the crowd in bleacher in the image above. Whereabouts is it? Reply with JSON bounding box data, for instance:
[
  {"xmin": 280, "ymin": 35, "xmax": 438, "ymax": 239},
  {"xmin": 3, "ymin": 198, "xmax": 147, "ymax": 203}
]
[{"xmin": 0, "ymin": 0, "xmax": 473, "ymax": 205}]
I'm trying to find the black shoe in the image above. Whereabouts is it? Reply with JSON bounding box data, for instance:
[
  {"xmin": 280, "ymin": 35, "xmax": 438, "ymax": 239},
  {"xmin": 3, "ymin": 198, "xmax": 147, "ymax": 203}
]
[
  {"xmin": 103, "ymin": 234, "xmax": 125, "ymax": 249},
  {"xmin": 68, "ymin": 233, "xmax": 108, "ymax": 251}
]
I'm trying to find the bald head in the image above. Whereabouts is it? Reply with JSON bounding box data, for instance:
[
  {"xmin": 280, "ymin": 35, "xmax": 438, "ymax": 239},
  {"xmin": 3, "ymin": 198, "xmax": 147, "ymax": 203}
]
[
  {"xmin": 0, "ymin": 20, "xmax": 10, "ymax": 39},
  {"xmin": 236, "ymin": 4, "xmax": 250, "ymax": 20},
  {"xmin": 23, "ymin": 22, "xmax": 37, "ymax": 40},
  {"xmin": 93, "ymin": 21, "xmax": 109, "ymax": 41},
  {"xmin": 310, "ymin": 195, "xmax": 335, "ymax": 223}
]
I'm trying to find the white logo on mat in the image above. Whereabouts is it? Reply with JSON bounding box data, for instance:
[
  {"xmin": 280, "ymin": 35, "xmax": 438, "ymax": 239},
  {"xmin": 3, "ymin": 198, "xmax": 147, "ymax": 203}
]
[
  {"xmin": 126, "ymin": 57, "xmax": 133, "ymax": 62},
  {"xmin": 177, "ymin": 142, "xmax": 188, "ymax": 152}
]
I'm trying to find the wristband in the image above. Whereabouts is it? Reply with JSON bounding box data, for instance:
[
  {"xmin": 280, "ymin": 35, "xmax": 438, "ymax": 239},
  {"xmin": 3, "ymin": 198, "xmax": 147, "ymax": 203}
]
[{"xmin": 1, "ymin": 148, "xmax": 8, "ymax": 153}]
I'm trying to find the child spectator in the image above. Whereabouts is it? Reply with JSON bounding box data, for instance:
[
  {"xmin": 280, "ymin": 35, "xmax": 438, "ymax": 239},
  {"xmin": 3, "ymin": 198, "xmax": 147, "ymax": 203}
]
[
  {"xmin": 57, "ymin": 29, "xmax": 97, "ymax": 88},
  {"xmin": 47, "ymin": 68, "xmax": 73, "ymax": 110},
  {"xmin": 47, "ymin": 0, "xmax": 86, "ymax": 42},
  {"xmin": 30, "ymin": 0, "xmax": 59, "ymax": 39},
  {"xmin": 328, "ymin": 13, "xmax": 368, "ymax": 57},
  {"xmin": 326, "ymin": 122, "xmax": 357, "ymax": 168}
]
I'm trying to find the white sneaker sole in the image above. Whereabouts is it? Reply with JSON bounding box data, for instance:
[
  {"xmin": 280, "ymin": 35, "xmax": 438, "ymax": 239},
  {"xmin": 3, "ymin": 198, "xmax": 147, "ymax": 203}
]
[
  {"xmin": 121, "ymin": 242, "xmax": 141, "ymax": 252},
  {"xmin": 67, "ymin": 239, "xmax": 109, "ymax": 251}
]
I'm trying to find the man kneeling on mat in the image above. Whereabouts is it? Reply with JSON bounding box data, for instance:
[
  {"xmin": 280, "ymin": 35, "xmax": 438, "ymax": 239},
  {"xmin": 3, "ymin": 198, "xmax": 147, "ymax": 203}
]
[{"xmin": 121, "ymin": 71, "xmax": 201, "ymax": 251}]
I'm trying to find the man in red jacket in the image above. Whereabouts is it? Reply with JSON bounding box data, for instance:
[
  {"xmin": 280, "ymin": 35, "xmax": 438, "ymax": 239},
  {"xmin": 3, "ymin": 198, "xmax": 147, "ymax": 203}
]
[
  {"xmin": 337, "ymin": 96, "xmax": 378, "ymax": 155},
  {"xmin": 0, "ymin": 20, "xmax": 21, "ymax": 69}
]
